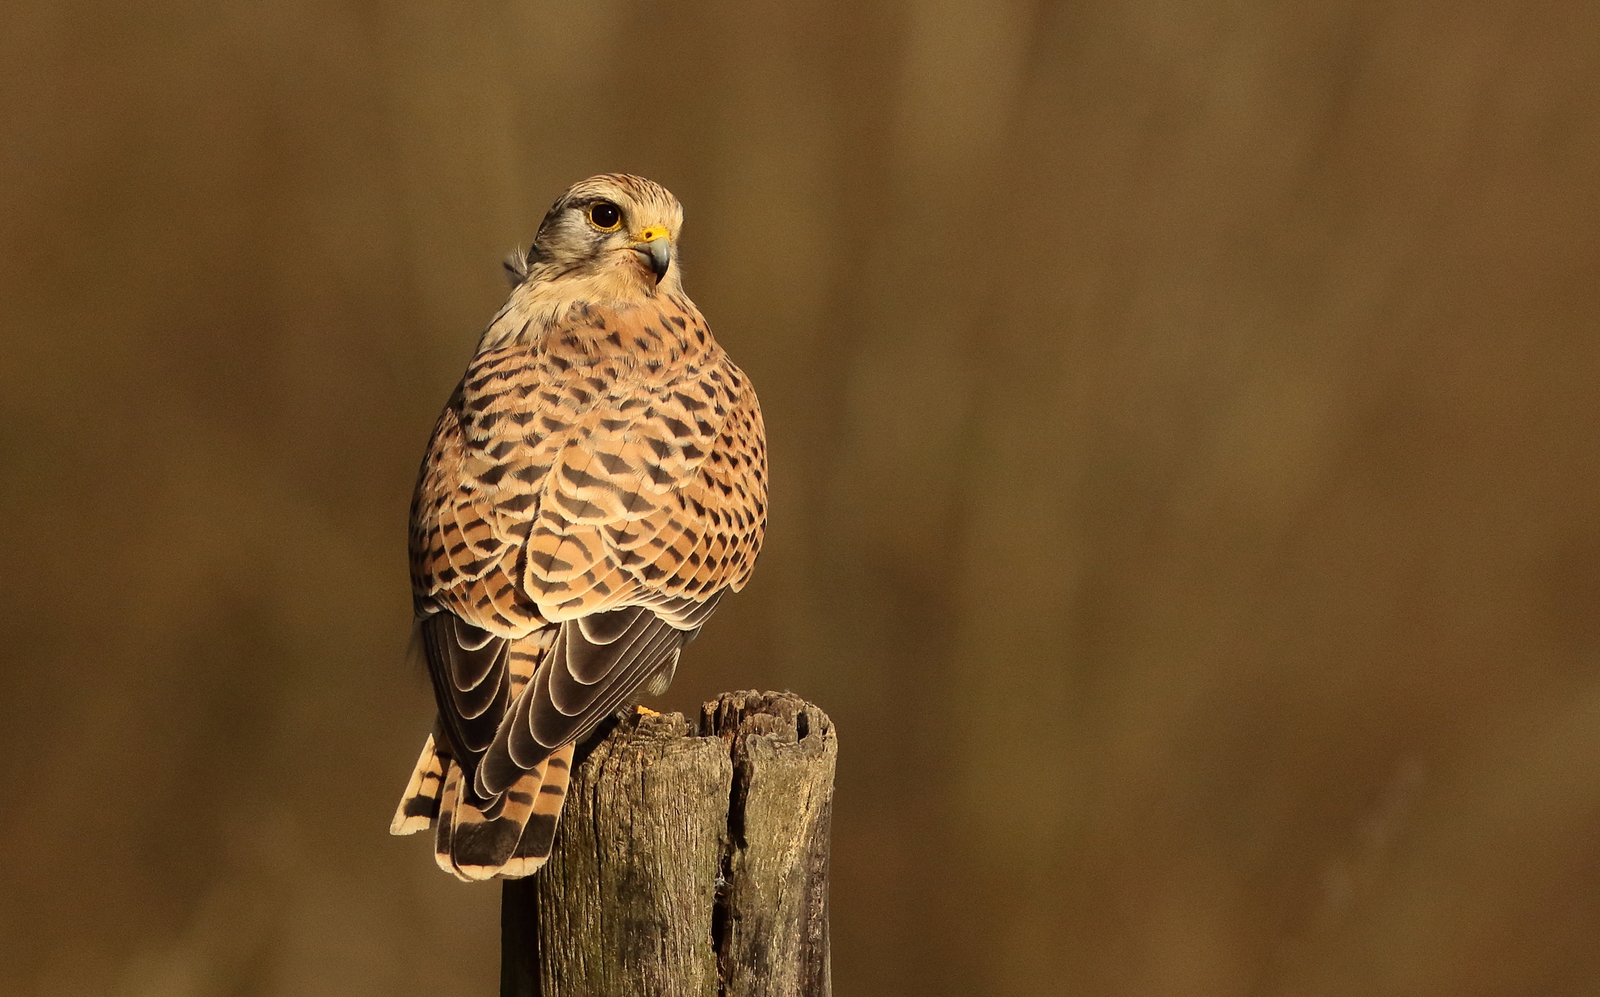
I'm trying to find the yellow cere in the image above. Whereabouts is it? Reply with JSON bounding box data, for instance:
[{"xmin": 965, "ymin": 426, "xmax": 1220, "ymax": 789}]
[{"xmin": 635, "ymin": 226, "xmax": 669, "ymax": 243}]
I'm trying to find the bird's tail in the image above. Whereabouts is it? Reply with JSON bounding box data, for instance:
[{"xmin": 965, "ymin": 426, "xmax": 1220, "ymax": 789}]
[{"xmin": 389, "ymin": 734, "xmax": 576, "ymax": 881}]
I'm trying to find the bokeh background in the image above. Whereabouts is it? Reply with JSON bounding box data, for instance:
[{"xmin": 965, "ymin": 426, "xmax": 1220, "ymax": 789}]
[{"xmin": 4, "ymin": 0, "xmax": 1599, "ymax": 994}]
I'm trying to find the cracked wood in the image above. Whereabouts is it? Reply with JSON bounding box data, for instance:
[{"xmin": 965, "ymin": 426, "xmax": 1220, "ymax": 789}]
[{"xmin": 501, "ymin": 691, "xmax": 836, "ymax": 997}]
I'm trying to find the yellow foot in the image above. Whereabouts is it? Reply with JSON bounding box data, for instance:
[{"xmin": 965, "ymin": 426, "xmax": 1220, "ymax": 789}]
[{"xmin": 635, "ymin": 705, "xmax": 661, "ymax": 717}]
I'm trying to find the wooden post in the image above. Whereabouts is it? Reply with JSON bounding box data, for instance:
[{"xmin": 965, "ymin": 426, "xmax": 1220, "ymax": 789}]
[{"xmin": 501, "ymin": 691, "xmax": 837, "ymax": 997}]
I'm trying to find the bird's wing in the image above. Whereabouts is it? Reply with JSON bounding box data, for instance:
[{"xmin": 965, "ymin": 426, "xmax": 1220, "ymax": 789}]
[{"xmin": 408, "ymin": 370, "xmax": 548, "ymax": 635}]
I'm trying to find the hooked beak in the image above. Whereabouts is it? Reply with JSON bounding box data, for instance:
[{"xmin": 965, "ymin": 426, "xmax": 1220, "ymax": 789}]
[{"xmin": 631, "ymin": 226, "xmax": 672, "ymax": 283}]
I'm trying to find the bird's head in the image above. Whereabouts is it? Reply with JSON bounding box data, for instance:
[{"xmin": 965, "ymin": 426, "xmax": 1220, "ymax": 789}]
[{"xmin": 511, "ymin": 174, "xmax": 685, "ymax": 298}]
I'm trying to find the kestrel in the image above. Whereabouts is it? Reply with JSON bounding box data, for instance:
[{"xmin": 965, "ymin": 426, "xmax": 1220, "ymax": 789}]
[{"xmin": 389, "ymin": 174, "xmax": 767, "ymax": 881}]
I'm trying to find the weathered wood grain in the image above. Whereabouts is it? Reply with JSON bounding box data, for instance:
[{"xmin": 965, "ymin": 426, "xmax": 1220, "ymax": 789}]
[{"xmin": 501, "ymin": 691, "xmax": 836, "ymax": 997}]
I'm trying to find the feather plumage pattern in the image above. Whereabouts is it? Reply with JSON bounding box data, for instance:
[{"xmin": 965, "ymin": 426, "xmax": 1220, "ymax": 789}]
[{"xmin": 390, "ymin": 174, "xmax": 766, "ymax": 880}]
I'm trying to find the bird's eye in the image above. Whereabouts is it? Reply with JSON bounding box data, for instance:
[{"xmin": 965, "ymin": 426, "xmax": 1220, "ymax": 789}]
[{"xmin": 588, "ymin": 202, "xmax": 622, "ymax": 231}]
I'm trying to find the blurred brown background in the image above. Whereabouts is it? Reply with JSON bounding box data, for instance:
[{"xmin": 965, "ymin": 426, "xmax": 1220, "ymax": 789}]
[{"xmin": 3, "ymin": 0, "xmax": 1598, "ymax": 994}]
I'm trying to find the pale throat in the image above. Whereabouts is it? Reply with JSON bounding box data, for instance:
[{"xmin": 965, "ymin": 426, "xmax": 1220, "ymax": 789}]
[{"xmin": 478, "ymin": 267, "xmax": 707, "ymax": 367}]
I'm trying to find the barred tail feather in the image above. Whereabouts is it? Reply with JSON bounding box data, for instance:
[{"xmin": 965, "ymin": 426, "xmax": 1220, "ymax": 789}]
[
  {"xmin": 447, "ymin": 761, "xmax": 550, "ymax": 881},
  {"xmin": 500, "ymin": 742, "xmax": 576, "ymax": 877},
  {"xmin": 402, "ymin": 741, "xmax": 577, "ymax": 882},
  {"xmin": 390, "ymin": 735, "xmax": 445, "ymax": 835},
  {"xmin": 433, "ymin": 762, "xmax": 464, "ymax": 877}
]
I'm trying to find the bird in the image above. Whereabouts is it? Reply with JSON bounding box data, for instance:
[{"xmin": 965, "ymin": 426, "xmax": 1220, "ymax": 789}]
[{"xmin": 389, "ymin": 174, "xmax": 767, "ymax": 881}]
